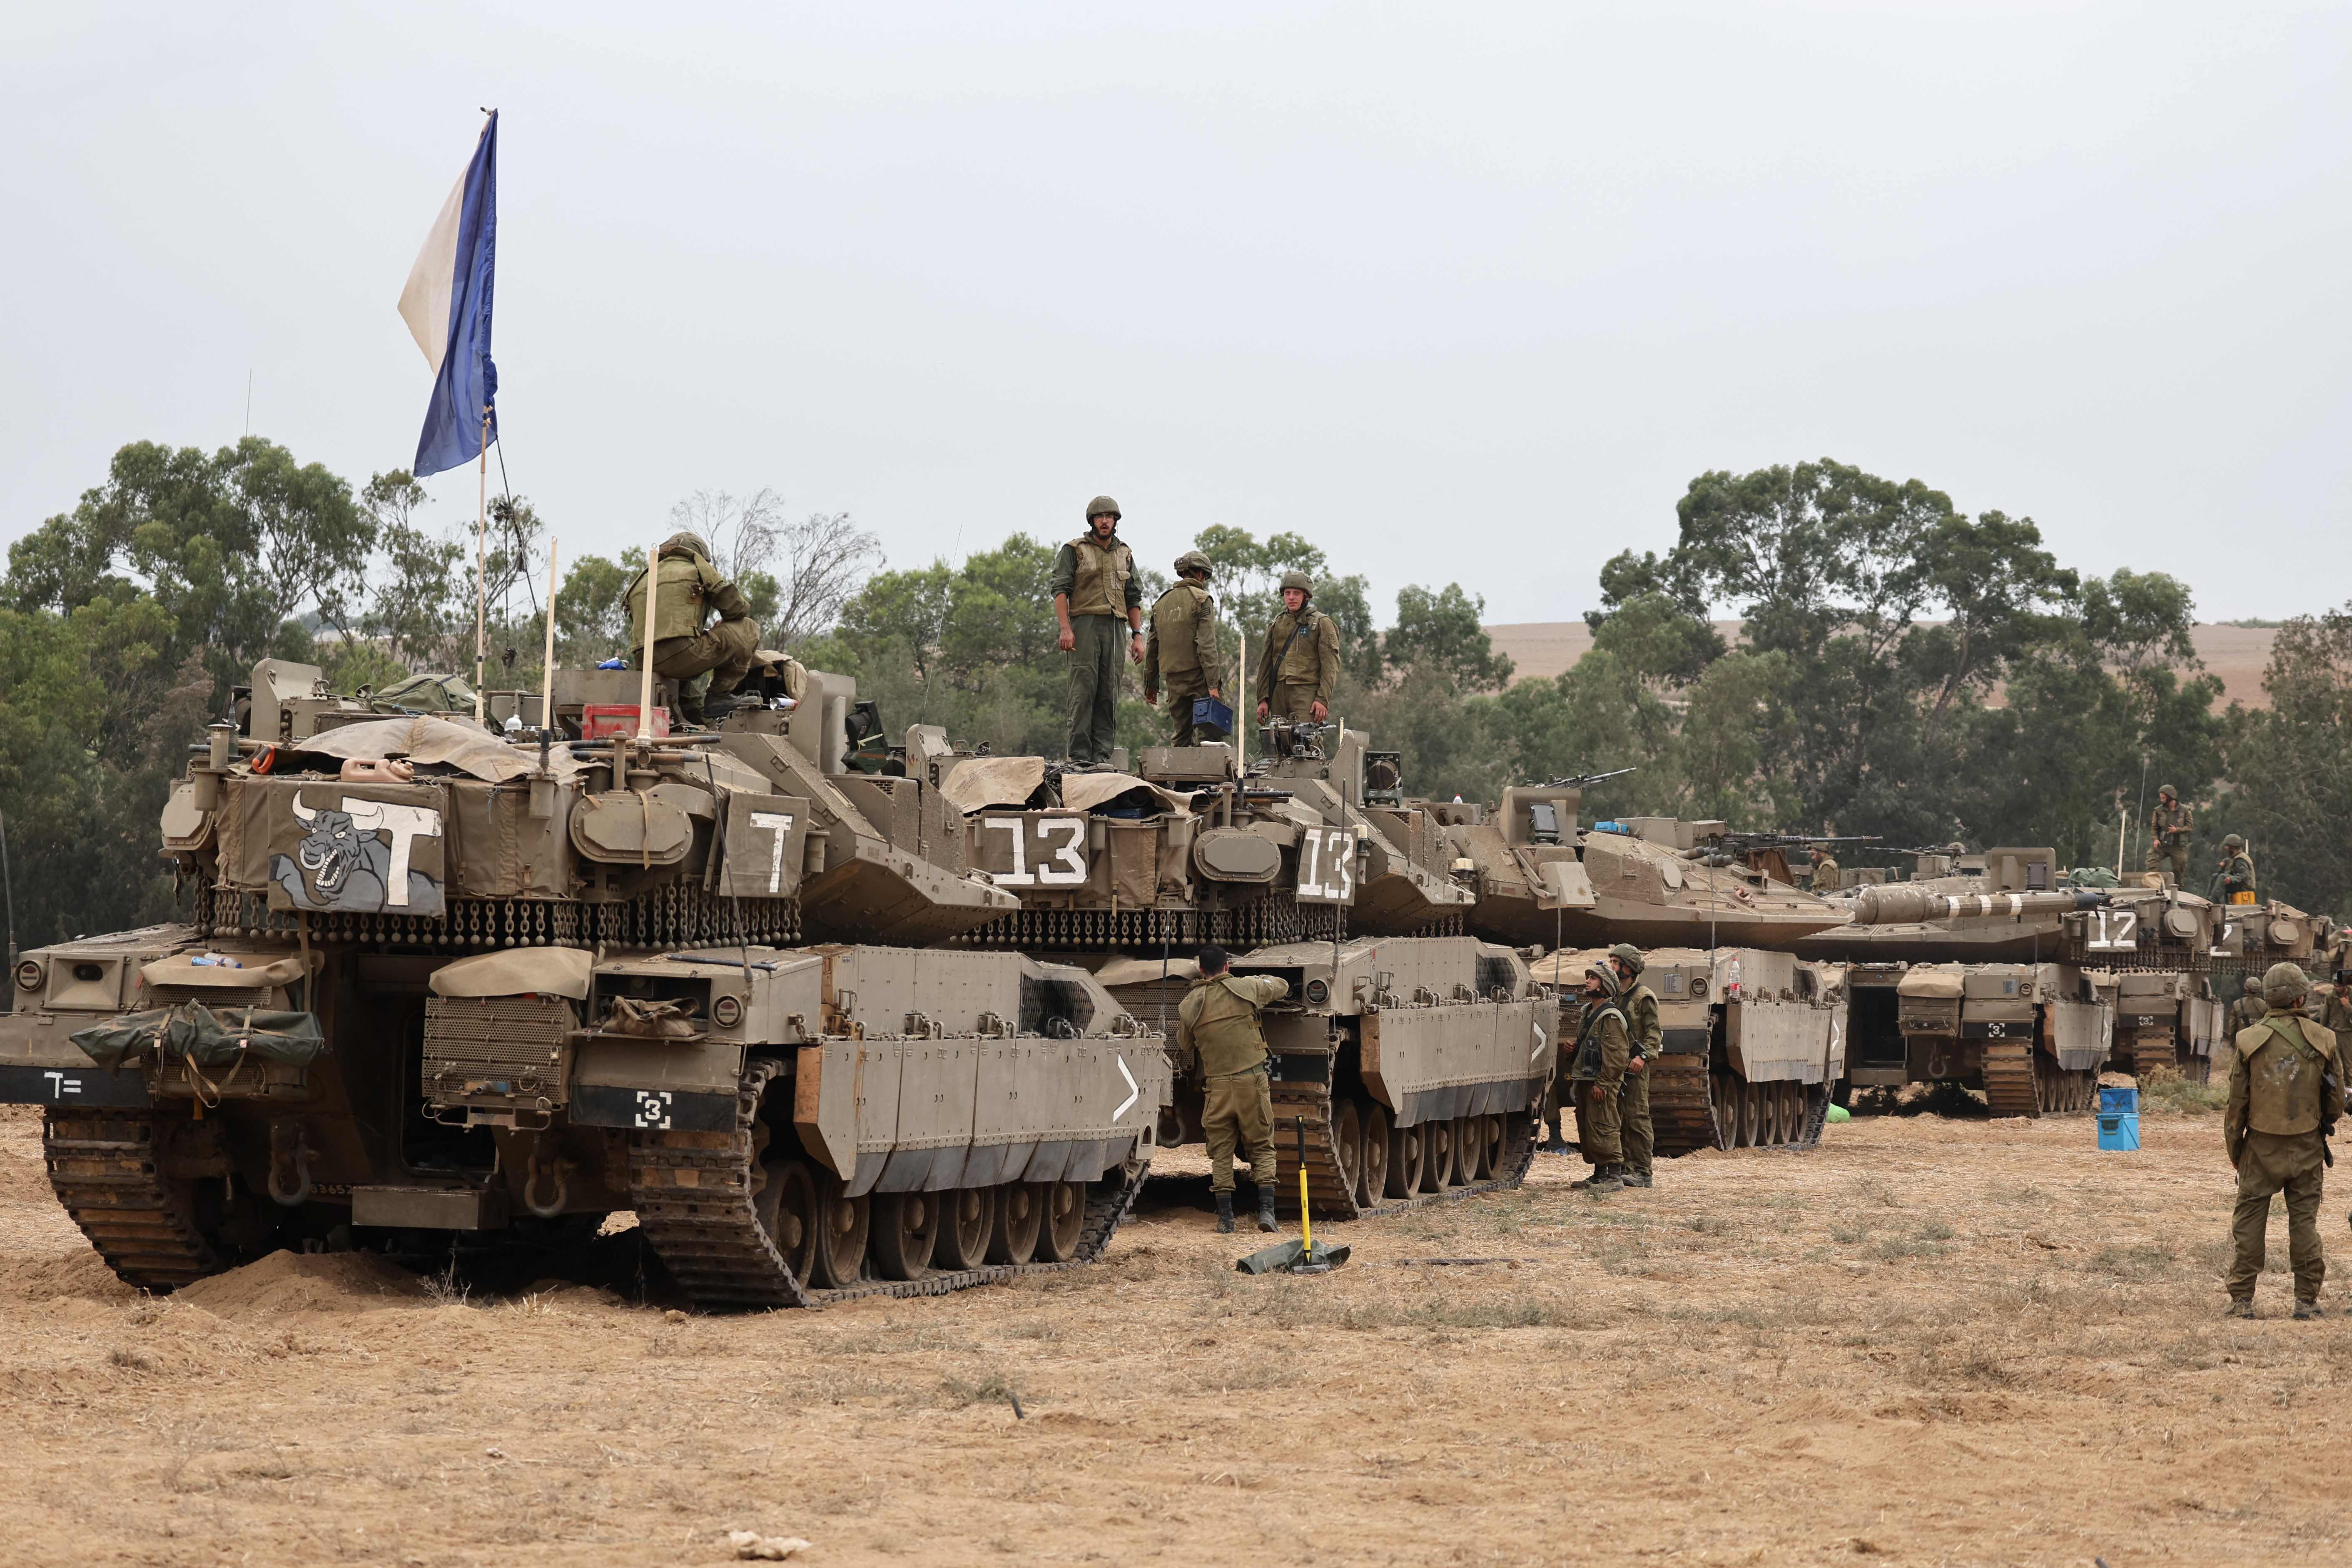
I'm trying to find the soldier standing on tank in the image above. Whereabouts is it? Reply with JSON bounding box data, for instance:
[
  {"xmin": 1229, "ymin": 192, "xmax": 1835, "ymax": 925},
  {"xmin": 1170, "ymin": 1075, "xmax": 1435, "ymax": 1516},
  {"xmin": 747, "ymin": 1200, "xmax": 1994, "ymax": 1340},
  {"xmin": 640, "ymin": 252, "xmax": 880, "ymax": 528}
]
[
  {"xmin": 1175, "ymin": 945, "xmax": 1288, "ymax": 1234},
  {"xmin": 2224, "ymin": 962, "xmax": 2343, "ymax": 1319},
  {"xmin": 2213, "ymin": 834, "xmax": 2257, "ymax": 905},
  {"xmin": 1605, "ymin": 943, "xmax": 1658, "ymax": 1189},
  {"xmin": 623, "ymin": 532, "xmax": 762, "ymax": 727},
  {"xmin": 1142, "ymin": 551, "xmax": 1225, "ymax": 745},
  {"xmin": 1051, "ymin": 497, "xmax": 1144, "ymax": 766},
  {"xmin": 1566, "ymin": 966, "xmax": 1631, "ymax": 1196},
  {"xmin": 1810, "ymin": 850, "xmax": 1841, "ymax": 894},
  {"xmin": 1254, "ymin": 571, "xmax": 1341, "ymax": 725},
  {"xmin": 2145, "ymin": 785, "xmax": 2193, "ymax": 884}
]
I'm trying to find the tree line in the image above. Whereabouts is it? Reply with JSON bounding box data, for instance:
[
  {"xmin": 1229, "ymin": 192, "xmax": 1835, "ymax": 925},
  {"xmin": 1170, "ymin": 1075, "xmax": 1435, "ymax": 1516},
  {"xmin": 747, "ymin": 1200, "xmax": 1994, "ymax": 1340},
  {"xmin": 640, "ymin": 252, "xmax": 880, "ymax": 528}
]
[{"xmin": 2, "ymin": 438, "xmax": 2345, "ymax": 948}]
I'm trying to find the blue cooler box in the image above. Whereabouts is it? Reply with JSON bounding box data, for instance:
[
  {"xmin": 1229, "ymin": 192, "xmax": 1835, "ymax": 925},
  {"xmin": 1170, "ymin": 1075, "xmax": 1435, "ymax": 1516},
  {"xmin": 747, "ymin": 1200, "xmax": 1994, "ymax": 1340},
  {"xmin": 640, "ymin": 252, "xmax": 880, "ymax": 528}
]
[
  {"xmin": 2099, "ymin": 1084, "xmax": 2139, "ymax": 1115},
  {"xmin": 2097, "ymin": 1112, "xmax": 2141, "ymax": 1152}
]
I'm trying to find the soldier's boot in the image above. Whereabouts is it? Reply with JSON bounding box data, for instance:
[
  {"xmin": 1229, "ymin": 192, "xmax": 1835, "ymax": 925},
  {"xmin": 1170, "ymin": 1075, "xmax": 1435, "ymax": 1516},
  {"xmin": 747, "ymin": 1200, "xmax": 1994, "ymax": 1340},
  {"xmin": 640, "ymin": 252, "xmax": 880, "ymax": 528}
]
[
  {"xmin": 1583, "ymin": 1164, "xmax": 1625, "ymax": 1197},
  {"xmin": 2295, "ymin": 1299, "xmax": 2324, "ymax": 1321},
  {"xmin": 1620, "ymin": 1167, "xmax": 1654, "ymax": 1189},
  {"xmin": 2225, "ymin": 1297, "xmax": 2256, "ymax": 1320},
  {"xmin": 1569, "ymin": 1167, "xmax": 1603, "ymax": 1190},
  {"xmin": 1214, "ymin": 1192, "xmax": 1236, "ymax": 1234},
  {"xmin": 1256, "ymin": 1186, "xmax": 1279, "ymax": 1233}
]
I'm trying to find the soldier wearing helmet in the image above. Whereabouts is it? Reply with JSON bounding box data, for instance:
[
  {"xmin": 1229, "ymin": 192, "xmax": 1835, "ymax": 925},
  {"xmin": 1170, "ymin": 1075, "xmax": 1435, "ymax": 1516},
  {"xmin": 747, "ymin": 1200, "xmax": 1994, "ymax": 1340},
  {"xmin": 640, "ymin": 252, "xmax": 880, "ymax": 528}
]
[
  {"xmin": 2145, "ymin": 785, "xmax": 2192, "ymax": 884},
  {"xmin": 623, "ymin": 531, "xmax": 761, "ymax": 727},
  {"xmin": 1049, "ymin": 496, "xmax": 1144, "ymax": 765},
  {"xmin": 1254, "ymin": 569, "xmax": 1341, "ymax": 726},
  {"xmin": 1604, "ymin": 942, "xmax": 1657, "ymax": 1189},
  {"xmin": 2224, "ymin": 961, "xmax": 2342, "ymax": 1319},
  {"xmin": 1143, "ymin": 550, "xmax": 1225, "ymax": 745},
  {"xmin": 1565, "ymin": 965, "xmax": 1631, "ymax": 1197},
  {"xmin": 2213, "ymin": 833, "xmax": 2257, "ymax": 905}
]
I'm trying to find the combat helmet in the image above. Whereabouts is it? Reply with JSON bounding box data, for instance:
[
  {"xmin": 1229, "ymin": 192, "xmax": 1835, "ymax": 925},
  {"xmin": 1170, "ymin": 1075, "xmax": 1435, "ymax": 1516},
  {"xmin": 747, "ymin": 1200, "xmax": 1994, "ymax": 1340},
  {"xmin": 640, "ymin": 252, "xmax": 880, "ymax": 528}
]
[
  {"xmin": 2262, "ymin": 961, "xmax": 2310, "ymax": 1010},
  {"xmin": 1581, "ymin": 964, "xmax": 1616, "ymax": 993},
  {"xmin": 2159, "ymin": 783, "xmax": 2178, "ymax": 799},
  {"xmin": 1174, "ymin": 550, "xmax": 1213, "ymax": 578},
  {"xmin": 1280, "ymin": 569, "xmax": 1314, "ymax": 596},
  {"xmin": 1085, "ymin": 495, "xmax": 1121, "ymax": 521},
  {"xmin": 661, "ymin": 531, "xmax": 712, "ymax": 560},
  {"xmin": 1607, "ymin": 942, "xmax": 1644, "ymax": 975},
  {"xmin": 2223, "ymin": 833, "xmax": 2245, "ymax": 850}
]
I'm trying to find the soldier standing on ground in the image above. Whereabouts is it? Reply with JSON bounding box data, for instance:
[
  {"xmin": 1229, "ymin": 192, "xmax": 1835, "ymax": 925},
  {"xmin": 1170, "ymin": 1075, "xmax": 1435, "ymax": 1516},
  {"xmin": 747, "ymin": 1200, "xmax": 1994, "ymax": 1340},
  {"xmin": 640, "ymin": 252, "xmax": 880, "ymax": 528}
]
[
  {"xmin": 2229, "ymin": 972, "xmax": 2268, "ymax": 1037},
  {"xmin": 1051, "ymin": 497, "xmax": 1144, "ymax": 766},
  {"xmin": 2224, "ymin": 962, "xmax": 2343, "ymax": 1319},
  {"xmin": 623, "ymin": 532, "xmax": 762, "ymax": 727},
  {"xmin": 1174, "ymin": 945, "xmax": 1288, "ymax": 1234},
  {"xmin": 1142, "ymin": 551, "xmax": 1224, "ymax": 745},
  {"xmin": 1566, "ymin": 966, "xmax": 1631, "ymax": 1196},
  {"xmin": 1605, "ymin": 943, "xmax": 1657, "ymax": 1189},
  {"xmin": 2145, "ymin": 785, "xmax": 2192, "ymax": 884},
  {"xmin": 2214, "ymin": 834, "xmax": 2257, "ymax": 904},
  {"xmin": 2323, "ymin": 957, "xmax": 2352, "ymax": 1039},
  {"xmin": 1254, "ymin": 571, "xmax": 1341, "ymax": 725}
]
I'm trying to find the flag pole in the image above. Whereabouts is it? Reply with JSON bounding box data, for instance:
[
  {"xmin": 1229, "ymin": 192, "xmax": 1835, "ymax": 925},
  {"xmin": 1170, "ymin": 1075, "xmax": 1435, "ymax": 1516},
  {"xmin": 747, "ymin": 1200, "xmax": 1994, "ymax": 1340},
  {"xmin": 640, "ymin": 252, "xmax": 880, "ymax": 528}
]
[
  {"xmin": 539, "ymin": 536, "xmax": 560, "ymax": 730},
  {"xmin": 637, "ymin": 543, "xmax": 661, "ymax": 740},
  {"xmin": 473, "ymin": 410, "xmax": 490, "ymax": 723}
]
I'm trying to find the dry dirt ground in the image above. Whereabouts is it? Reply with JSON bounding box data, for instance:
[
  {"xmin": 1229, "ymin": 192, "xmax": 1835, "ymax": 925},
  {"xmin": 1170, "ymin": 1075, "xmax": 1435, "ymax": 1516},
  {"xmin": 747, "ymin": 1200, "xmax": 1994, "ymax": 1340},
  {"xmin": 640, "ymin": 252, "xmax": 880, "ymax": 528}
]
[{"xmin": 3, "ymin": 1097, "xmax": 2347, "ymax": 1568}]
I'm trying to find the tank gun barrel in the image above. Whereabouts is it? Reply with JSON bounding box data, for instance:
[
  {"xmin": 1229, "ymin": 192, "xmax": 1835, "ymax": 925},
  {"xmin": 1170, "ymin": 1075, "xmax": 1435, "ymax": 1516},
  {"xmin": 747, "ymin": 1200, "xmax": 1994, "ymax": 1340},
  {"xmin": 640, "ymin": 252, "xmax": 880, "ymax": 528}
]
[
  {"xmin": 1543, "ymin": 767, "xmax": 1635, "ymax": 789},
  {"xmin": 1848, "ymin": 885, "xmax": 2108, "ymax": 925}
]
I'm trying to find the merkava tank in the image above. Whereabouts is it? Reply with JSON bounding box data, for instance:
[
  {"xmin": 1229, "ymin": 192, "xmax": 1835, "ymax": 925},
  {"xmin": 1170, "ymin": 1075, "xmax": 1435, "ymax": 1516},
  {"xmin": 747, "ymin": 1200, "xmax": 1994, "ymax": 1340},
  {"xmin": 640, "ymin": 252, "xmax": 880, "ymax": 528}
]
[
  {"xmin": 1536, "ymin": 944, "xmax": 1849, "ymax": 1154},
  {"xmin": 937, "ymin": 728, "xmax": 1555, "ymax": 1219},
  {"xmin": 1804, "ymin": 846, "xmax": 2225, "ymax": 1111},
  {"xmin": 0, "ymin": 658, "xmax": 1170, "ymax": 1308}
]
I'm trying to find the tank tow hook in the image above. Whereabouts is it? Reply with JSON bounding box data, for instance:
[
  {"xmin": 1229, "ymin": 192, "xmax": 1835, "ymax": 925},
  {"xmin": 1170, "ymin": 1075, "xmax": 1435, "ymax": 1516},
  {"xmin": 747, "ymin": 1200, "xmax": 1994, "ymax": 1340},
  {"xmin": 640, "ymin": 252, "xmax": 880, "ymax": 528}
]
[
  {"xmin": 267, "ymin": 1121, "xmax": 316, "ymax": 1207},
  {"xmin": 523, "ymin": 1137, "xmax": 574, "ymax": 1219}
]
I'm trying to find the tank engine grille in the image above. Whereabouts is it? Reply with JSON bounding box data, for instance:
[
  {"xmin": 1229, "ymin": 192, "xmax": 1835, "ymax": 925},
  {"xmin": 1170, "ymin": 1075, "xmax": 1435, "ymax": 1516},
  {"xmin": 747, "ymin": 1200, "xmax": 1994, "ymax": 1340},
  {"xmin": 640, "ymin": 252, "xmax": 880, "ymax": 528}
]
[{"xmin": 422, "ymin": 995, "xmax": 577, "ymax": 1118}]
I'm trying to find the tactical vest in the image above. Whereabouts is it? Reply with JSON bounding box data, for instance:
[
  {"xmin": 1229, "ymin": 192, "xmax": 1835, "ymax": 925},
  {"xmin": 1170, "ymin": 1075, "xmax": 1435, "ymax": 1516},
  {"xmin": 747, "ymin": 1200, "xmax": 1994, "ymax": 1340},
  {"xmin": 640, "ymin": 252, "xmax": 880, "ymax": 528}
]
[
  {"xmin": 2236, "ymin": 1012, "xmax": 2337, "ymax": 1135},
  {"xmin": 1065, "ymin": 534, "xmax": 1134, "ymax": 618},
  {"xmin": 1152, "ymin": 583, "xmax": 1211, "ymax": 674},
  {"xmin": 1182, "ymin": 976, "xmax": 1272, "ymax": 1079},
  {"xmin": 1261, "ymin": 607, "xmax": 1328, "ymax": 688},
  {"xmin": 1568, "ymin": 1000, "xmax": 1628, "ymax": 1082}
]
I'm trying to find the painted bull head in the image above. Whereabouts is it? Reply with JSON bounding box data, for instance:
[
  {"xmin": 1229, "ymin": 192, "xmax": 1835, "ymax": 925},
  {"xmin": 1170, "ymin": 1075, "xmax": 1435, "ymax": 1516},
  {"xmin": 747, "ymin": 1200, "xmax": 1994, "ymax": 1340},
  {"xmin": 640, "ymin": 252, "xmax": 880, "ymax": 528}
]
[{"xmin": 291, "ymin": 793, "xmax": 444, "ymax": 908}]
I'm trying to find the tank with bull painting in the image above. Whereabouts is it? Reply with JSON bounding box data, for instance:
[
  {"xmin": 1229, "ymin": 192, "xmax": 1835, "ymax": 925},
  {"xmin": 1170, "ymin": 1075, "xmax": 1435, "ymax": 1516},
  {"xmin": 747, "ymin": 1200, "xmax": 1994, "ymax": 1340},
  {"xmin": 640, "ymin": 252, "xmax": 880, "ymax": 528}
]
[{"xmin": 0, "ymin": 658, "xmax": 1170, "ymax": 1309}]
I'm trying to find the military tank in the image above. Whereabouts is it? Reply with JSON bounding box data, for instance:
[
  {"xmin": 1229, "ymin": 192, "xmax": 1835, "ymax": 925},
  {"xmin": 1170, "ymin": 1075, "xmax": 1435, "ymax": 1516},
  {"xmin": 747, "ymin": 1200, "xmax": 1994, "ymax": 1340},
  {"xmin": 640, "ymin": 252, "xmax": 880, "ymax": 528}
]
[
  {"xmin": 0, "ymin": 658, "xmax": 1169, "ymax": 1308},
  {"xmin": 936, "ymin": 734, "xmax": 1555, "ymax": 1218}
]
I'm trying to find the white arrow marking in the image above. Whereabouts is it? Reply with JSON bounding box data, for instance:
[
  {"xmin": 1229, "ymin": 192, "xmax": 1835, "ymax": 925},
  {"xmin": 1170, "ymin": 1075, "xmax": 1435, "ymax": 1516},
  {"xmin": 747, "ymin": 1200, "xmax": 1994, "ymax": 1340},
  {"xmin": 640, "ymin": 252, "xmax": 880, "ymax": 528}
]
[
  {"xmin": 1530, "ymin": 1021, "xmax": 1547, "ymax": 1063},
  {"xmin": 1114, "ymin": 1055, "xmax": 1140, "ymax": 1119}
]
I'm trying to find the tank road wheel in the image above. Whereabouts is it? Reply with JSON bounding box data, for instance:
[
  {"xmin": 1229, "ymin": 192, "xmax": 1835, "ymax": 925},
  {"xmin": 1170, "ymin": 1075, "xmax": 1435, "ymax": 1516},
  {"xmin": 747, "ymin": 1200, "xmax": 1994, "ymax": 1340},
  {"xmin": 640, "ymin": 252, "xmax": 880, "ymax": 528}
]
[
  {"xmin": 1479, "ymin": 1114, "xmax": 1505, "ymax": 1180},
  {"xmin": 1034, "ymin": 1181, "xmax": 1086, "ymax": 1263},
  {"xmin": 1332, "ymin": 1099, "xmax": 1365, "ymax": 1209},
  {"xmin": 1709, "ymin": 1074, "xmax": 1736, "ymax": 1151},
  {"xmin": 934, "ymin": 1186, "xmax": 994, "ymax": 1272},
  {"xmin": 809, "ymin": 1179, "xmax": 871, "ymax": 1288},
  {"xmin": 1422, "ymin": 1119, "xmax": 1455, "ymax": 1192},
  {"xmin": 870, "ymin": 1192, "xmax": 940, "ymax": 1281},
  {"xmin": 1743, "ymin": 1081, "xmax": 1764, "ymax": 1147},
  {"xmin": 987, "ymin": 1182, "xmax": 1042, "ymax": 1265},
  {"xmin": 752, "ymin": 1159, "xmax": 821, "ymax": 1285},
  {"xmin": 1357, "ymin": 1102, "xmax": 1391, "ymax": 1207},
  {"xmin": 1777, "ymin": 1084, "xmax": 1799, "ymax": 1144},
  {"xmin": 1387, "ymin": 1122, "xmax": 1426, "ymax": 1198}
]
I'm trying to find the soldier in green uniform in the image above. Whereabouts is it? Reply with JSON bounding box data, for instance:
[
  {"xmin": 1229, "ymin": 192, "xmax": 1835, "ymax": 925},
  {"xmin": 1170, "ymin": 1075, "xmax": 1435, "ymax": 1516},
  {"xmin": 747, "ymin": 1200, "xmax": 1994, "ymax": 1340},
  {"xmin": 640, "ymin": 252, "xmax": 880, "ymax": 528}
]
[
  {"xmin": 1254, "ymin": 570, "xmax": 1341, "ymax": 725},
  {"xmin": 622, "ymin": 532, "xmax": 761, "ymax": 726},
  {"xmin": 2228, "ymin": 972, "xmax": 2268, "ymax": 1038},
  {"xmin": 1605, "ymin": 942, "xmax": 1657, "ymax": 1189},
  {"xmin": 2213, "ymin": 834, "xmax": 2257, "ymax": 905},
  {"xmin": 1050, "ymin": 497, "xmax": 1144, "ymax": 765},
  {"xmin": 1810, "ymin": 850, "xmax": 1841, "ymax": 894},
  {"xmin": 1566, "ymin": 966, "xmax": 1631, "ymax": 1196},
  {"xmin": 1142, "ymin": 550, "xmax": 1225, "ymax": 745},
  {"xmin": 2224, "ymin": 962, "xmax": 2343, "ymax": 1319},
  {"xmin": 2144, "ymin": 784, "xmax": 2192, "ymax": 883},
  {"xmin": 2323, "ymin": 956, "xmax": 2352, "ymax": 1039},
  {"xmin": 1174, "ymin": 944, "xmax": 1288, "ymax": 1234}
]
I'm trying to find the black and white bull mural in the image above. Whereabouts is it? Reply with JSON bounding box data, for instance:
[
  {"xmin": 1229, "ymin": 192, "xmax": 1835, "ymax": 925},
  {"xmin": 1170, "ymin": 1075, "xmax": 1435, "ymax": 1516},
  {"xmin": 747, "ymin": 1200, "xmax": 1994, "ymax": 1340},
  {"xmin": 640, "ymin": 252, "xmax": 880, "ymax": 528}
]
[{"xmin": 269, "ymin": 794, "xmax": 444, "ymax": 914}]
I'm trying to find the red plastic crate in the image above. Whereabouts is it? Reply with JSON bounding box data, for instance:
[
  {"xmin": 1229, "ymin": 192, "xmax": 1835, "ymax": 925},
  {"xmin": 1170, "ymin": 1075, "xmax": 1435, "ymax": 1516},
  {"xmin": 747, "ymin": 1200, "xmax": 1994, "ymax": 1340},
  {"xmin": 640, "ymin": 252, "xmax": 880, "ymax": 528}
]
[{"xmin": 581, "ymin": 703, "xmax": 670, "ymax": 740}]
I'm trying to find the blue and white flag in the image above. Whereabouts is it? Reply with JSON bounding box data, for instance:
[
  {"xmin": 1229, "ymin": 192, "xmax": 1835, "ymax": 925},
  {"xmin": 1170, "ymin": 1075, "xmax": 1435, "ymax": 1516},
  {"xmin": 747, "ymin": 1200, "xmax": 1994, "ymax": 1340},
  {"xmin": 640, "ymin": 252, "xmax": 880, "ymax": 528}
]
[{"xmin": 397, "ymin": 112, "xmax": 499, "ymax": 478}]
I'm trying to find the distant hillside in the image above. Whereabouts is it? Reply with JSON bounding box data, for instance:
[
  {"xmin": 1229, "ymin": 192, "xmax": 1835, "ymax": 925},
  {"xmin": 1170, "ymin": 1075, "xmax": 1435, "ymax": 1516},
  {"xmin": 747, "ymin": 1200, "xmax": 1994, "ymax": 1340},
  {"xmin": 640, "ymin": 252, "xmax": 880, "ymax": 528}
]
[{"xmin": 1483, "ymin": 621, "xmax": 2278, "ymax": 710}]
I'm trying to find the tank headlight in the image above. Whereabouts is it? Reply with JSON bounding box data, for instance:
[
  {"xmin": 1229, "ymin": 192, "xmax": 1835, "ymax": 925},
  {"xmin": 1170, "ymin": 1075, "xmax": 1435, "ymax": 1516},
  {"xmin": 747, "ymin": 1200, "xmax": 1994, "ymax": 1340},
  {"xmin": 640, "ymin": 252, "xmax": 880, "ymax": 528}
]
[
  {"xmin": 1304, "ymin": 979, "xmax": 1330, "ymax": 1005},
  {"xmin": 15, "ymin": 959, "xmax": 43, "ymax": 992},
  {"xmin": 712, "ymin": 995, "xmax": 743, "ymax": 1028}
]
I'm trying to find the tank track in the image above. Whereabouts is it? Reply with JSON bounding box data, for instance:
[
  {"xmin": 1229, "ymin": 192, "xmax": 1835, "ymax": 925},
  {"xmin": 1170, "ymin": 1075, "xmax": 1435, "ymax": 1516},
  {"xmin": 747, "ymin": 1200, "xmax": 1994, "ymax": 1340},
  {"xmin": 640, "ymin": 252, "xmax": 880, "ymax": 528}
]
[
  {"xmin": 1267, "ymin": 1077, "xmax": 1535, "ymax": 1220},
  {"xmin": 628, "ymin": 1059, "xmax": 1150, "ymax": 1311},
  {"xmin": 42, "ymin": 1111, "xmax": 220, "ymax": 1292},
  {"xmin": 1982, "ymin": 1040, "xmax": 2095, "ymax": 1117},
  {"xmin": 2128, "ymin": 1032, "xmax": 2182, "ymax": 1080},
  {"xmin": 1648, "ymin": 1058, "xmax": 1824, "ymax": 1153},
  {"xmin": 950, "ymin": 897, "xmax": 1343, "ymax": 954},
  {"xmin": 197, "ymin": 884, "xmax": 800, "ymax": 952}
]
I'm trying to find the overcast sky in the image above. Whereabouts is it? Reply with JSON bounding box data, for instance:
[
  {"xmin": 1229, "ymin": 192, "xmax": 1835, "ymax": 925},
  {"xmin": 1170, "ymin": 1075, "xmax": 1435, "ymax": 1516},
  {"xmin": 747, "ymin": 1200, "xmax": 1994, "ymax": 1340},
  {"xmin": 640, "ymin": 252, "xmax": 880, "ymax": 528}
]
[{"xmin": 5, "ymin": 3, "xmax": 2347, "ymax": 628}]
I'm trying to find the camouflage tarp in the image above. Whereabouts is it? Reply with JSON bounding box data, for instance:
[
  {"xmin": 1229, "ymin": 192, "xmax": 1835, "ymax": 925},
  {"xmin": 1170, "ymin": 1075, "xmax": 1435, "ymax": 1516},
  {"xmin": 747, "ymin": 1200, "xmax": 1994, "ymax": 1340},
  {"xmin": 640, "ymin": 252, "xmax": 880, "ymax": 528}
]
[{"xmin": 70, "ymin": 1002, "xmax": 325, "ymax": 1072}]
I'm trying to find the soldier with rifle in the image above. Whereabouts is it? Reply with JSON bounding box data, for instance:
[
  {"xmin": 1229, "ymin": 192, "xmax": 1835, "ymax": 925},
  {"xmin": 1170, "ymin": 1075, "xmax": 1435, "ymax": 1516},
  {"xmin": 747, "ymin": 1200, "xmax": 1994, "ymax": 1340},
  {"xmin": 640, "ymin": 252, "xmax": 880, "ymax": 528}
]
[
  {"xmin": 2212, "ymin": 834, "xmax": 2257, "ymax": 905},
  {"xmin": 1605, "ymin": 942, "xmax": 1657, "ymax": 1189},
  {"xmin": 1174, "ymin": 944, "xmax": 1288, "ymax": 1234},
  {"xmin": 1566, "ymin": 965, "xmax": 1631, "ymax": 1196},
  {"xmin": 2224, "ymin": 962, "xmax": 2342, "ymax": 1319},
  {"xmin": 2145, "ymin": 785, "xmax": 2193, "ymax": 884}
]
